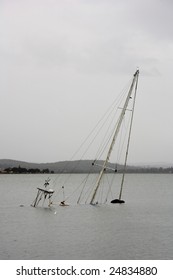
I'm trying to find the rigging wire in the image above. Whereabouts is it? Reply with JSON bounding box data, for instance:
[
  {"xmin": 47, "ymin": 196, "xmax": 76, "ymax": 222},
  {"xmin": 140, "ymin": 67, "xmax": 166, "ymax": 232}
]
[
  {"xmin": 53, "ymin": 78, "xmax": 133, "ymax": 177},
  {"xmin": 50, "ymin": 75, "xmax": 136, "ymax": 205},
  {"xmin": 93, "ymin": 81, "xmax": 133, "ymax": 161}
]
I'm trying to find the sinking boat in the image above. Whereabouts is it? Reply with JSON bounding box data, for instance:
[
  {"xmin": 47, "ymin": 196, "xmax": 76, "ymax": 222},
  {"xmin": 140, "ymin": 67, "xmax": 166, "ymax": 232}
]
[{"xmin": 31, "ymin": 70, "xmax": 139, "ymax": 207}]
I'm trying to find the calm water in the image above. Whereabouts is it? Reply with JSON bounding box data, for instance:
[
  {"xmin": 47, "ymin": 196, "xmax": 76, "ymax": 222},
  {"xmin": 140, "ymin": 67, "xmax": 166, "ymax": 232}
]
[{"xmin": 0, "ymin": 173, "xmax": 173, "ymax": 260}]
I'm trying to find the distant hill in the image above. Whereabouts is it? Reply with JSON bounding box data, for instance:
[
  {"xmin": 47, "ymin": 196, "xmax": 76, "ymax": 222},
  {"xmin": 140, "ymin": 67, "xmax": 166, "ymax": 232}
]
[
  {"xmin": 0, "ymin": 159, "xmax": 173, "ymax": 174},
  {"xmin": 0, "ymin": 159, "xmax": 117, "ymax": 173}
]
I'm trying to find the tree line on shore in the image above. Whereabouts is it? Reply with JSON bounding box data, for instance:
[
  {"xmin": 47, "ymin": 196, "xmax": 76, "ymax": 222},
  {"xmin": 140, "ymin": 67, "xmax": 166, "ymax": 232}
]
[
  {"xmin": 1, "ymin": 166, "xmax": 54, "ymax": 174},
  {"xmin": 1, "ymin": 164, "xmax": 173, "ymax": 174}
]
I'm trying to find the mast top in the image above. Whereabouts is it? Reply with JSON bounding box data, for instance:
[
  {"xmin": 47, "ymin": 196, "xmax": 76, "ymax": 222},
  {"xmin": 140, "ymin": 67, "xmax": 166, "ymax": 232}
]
[{"xmin": 134, "ymin": 69, "xmax": 139, "ymax": 77}]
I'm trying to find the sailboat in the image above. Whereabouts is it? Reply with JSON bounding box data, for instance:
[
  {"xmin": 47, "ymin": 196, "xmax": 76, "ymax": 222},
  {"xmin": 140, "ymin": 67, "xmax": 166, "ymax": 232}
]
[{"xmin": 31, "ymin": 70, "xmax": 139, "ymax": 207}]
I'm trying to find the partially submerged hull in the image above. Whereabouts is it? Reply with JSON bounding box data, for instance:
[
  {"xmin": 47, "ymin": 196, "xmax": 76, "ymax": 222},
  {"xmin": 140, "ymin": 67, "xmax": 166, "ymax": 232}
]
[{"xmin": 111, "ymin": 199, "xmax": 125, "ymax": 204}]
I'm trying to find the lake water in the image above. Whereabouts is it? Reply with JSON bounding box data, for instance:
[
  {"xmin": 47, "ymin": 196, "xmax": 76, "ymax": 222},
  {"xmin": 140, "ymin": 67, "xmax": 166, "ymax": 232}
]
[{"xmin": 0, "ymin": 173, "xmax": 173, "ymax": 260}]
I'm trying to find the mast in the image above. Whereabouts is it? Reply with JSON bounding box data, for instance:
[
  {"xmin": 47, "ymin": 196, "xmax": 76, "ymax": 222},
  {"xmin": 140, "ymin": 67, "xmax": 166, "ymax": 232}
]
[
  {"xmin": 90, "ymin": 70, "xmax": 139, "ymax": 204},
  {"xmin": 119, "ymin": 70, "xmax": 139, "ymax": 200}
]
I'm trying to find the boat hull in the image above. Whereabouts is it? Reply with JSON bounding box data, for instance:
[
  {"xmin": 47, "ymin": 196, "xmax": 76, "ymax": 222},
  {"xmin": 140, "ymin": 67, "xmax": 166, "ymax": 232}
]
[{"xmin": 111, "ymin": 199, "xmax": 125, "ymax": 204}]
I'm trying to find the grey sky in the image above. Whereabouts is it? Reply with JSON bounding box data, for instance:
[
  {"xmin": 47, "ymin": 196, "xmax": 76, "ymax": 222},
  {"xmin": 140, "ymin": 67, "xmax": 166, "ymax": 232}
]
[{"xmin": 1, "ymin": 0, "xmax": 173, "ymax": 164}]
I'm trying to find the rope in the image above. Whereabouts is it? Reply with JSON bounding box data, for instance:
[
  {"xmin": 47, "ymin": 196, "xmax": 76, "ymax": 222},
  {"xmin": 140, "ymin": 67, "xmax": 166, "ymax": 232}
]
[{"xmin": 46, "ymin": 75, "xmax": 136, "ymax": 205}]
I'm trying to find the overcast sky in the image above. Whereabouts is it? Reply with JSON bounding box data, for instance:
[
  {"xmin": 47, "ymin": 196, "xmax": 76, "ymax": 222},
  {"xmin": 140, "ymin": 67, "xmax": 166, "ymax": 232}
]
[{"xmin": 1, "ymin": 0, "xmax": 173, "ymax": 165}]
